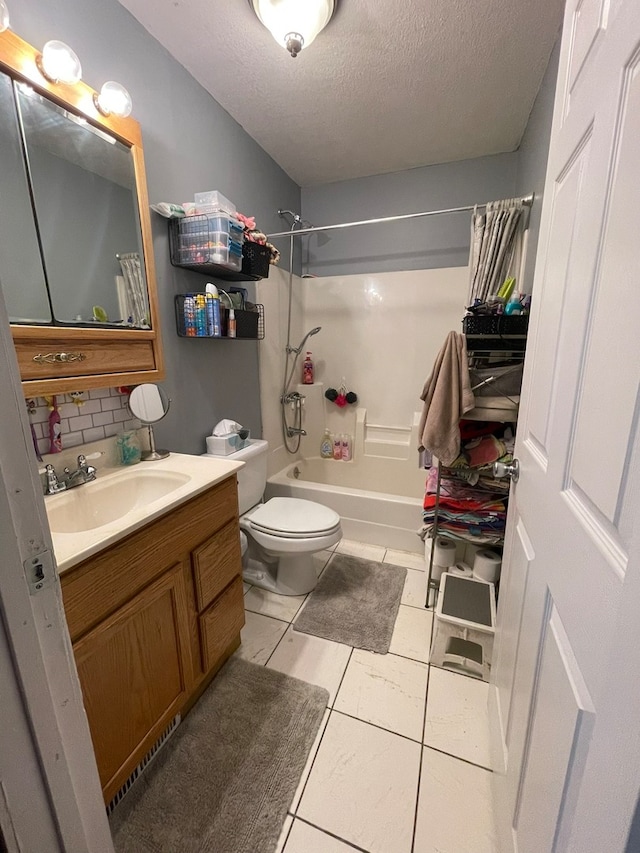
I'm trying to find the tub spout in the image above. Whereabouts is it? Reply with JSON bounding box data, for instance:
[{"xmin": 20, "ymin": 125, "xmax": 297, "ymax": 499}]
[{"xmin": 287, "ymin": 427, "xmax": 307, "ymax": 437}]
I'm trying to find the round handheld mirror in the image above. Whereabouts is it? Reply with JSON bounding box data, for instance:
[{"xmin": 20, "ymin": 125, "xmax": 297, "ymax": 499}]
[{"xmin": 128, "ymin": 383, "xmax": 170, "ymax": 460}]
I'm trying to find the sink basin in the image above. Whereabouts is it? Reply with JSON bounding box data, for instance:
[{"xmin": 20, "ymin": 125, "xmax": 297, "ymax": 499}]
[{"xmin": 46, "ymin": 469, "xmax": 191, "ymax": 534}]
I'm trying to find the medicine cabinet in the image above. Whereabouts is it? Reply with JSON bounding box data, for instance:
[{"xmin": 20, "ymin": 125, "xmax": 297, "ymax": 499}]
[{"xmin": 0, "ymin": 29, "xmax": 164, "ymax": 395}]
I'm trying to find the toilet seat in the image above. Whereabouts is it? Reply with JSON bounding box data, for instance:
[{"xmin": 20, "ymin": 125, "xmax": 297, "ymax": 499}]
[{"xmin": 246, "ymin": 497, "xmax": 340, "ymax": 538}]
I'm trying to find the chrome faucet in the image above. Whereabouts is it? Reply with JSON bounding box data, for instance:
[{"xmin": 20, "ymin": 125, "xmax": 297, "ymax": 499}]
[
  {"xmin": 43, "ymin": 455, "xmax": 98, "ymax": 495},
  {"xmin": 286, "ymin": 427, "xmax": 307, "ymax": 437}
]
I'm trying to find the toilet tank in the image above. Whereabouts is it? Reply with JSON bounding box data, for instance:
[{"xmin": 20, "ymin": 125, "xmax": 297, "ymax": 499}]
[{"xmin": 227, "ymin": 439, "xmax": 268, "ymax": 514}]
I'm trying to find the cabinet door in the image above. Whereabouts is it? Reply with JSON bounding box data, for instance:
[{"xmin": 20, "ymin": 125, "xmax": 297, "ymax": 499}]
[{"xmin": 72, "ymin": 562, "xmax": 192, "ymax": 803}]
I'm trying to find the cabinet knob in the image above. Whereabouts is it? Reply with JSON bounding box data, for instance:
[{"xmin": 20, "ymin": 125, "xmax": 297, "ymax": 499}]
[{"xmin": 33, "ymin": 351, "xmax": 87, "ymax": 365}]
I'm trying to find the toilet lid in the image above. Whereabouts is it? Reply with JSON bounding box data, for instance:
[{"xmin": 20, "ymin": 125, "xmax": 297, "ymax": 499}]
[{"xmin": 249, "ymin": 497, "xmax": 340, "ymax": 537}]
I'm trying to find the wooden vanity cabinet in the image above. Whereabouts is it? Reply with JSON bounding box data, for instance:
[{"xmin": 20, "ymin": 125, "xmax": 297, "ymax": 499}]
[{"xmin": 60, "ymin": 475, "xmax": 245, "ymax": 804}]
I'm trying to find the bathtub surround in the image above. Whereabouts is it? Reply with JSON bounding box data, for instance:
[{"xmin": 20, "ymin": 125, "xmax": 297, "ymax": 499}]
[
  {"xmin": 111, "ymin": 658, "xmax": 328, "ymax": 853},
  {"xmin": 293, "ymin": 554, "xmax": 407, "ymax": 654}
]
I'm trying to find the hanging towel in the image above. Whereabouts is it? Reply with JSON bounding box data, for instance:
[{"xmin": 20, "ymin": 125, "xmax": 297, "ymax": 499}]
[{"xmin": 418, "ymin": 331, "xmax": 474, "ymax": 465}]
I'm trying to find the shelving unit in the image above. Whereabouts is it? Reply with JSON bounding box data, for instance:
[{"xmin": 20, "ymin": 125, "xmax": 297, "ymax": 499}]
[
  {"xmin": 425, "ymin": 327, "xmax": 526, "ymax": 605},
  {"xmin": 174, "ymin": 296, "xmax": 264, "ymax": 340}
]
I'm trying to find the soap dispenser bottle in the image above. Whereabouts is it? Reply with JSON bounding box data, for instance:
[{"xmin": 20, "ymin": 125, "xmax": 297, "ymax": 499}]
[
  {"xmin": 302, "ymin": 352, "xmax": 314, "ymax": 384},
  {"xmin": 320, "ymin": 428, "xmax": 333, "ymax": 459}
]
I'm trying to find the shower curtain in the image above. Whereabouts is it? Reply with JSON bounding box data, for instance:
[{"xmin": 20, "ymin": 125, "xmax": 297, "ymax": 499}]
[{"xmin": 467, "ymin": 197, "xmax": 528, "ymax": 305}]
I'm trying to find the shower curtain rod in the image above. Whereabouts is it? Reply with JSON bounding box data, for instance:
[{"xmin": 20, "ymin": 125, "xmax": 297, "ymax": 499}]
[{"xmin": 268, "ymin": 193, "xmax": 534, "ymax": 239}]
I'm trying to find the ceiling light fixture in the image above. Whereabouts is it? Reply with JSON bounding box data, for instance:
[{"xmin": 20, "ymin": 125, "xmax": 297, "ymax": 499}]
[
  {"xmin": 250, "ymin": 0, "xmax": 335, "ymax": 58},
  {"xmin": 93, "ymin": 81, "xmax": 133, "ymax": 118},
  {"xmin": 36, "ymin": 40, "xmax": 82, "ymax": 85},
  {"xmin": 0, "ymin": 1, "xmax": 10, "ymax": 33}
]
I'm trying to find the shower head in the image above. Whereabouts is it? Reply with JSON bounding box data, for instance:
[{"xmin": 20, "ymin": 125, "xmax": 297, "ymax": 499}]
[
  {"xmin": 278, "ymin": 209, "xmax": 314, "ymax": 230},
  {"xmin": 288, "ymin": 326, "xmax": 322, "ymax": 355}
]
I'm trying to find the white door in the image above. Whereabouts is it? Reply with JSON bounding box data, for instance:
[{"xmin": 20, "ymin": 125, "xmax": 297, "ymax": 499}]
[
  {"xmin": 0, "ymin": 292, "xmax": 114, "ymax": 848},
  {"xmin": 490, "ymin": 0, "xmax": 640, "ymax": 851}
]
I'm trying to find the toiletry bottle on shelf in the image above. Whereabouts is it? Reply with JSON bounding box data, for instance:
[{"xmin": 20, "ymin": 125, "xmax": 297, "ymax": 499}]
[
  {"xmin": 227, "ymin": 308, "xmax": 237, "ymax": 338},
  {"xmin": 302, "ymin": 351, "xmax": 314, "ymax": 384},
  {"xmin": 195, "ymin": 294, "xmax": 207, "ymax": 336},
  {"xmin": 320, "ymin": 429, "xmax": 333, "ymax": 459},
  {"xmin": 505, "ymin": 292, "xmax": 523, "ymax": 315},
  {"xmin": 341, "ymin": 433, "xmax": 352, "ymax": 462},
  {"xmin": 205, "ymin": 283, "xmax": 222, "ymax": 337},
  {"xmin": 183, "ymin": 295, "xmax": 196, "ymax": 336},
  {"xmin": 333, "ymin": 433, "xmax": 342, "ymax": 460}
]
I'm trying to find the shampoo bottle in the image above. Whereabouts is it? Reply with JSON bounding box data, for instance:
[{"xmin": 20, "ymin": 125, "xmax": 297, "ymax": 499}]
[
  {"xmin": 320, "ymin": 429, "xmax": 333, "ymax": 459},
  {"xmin": 341, "ymin": 433, "xmax": 352, "ymax": 462},
  {"xmin": 302, "ymin": 352, "xmax": 314, "ymax": 384}
]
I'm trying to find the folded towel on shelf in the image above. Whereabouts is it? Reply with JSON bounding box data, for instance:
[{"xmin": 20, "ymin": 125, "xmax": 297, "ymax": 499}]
[{"xmin": 418, "ymin": 331, "xmax": 475, "ymax": 465}]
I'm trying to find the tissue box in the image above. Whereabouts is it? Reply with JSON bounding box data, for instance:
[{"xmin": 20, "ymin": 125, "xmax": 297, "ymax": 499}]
[{"xmin": 206, "ymin": 433, "xmax": 250, "ymax": 456}]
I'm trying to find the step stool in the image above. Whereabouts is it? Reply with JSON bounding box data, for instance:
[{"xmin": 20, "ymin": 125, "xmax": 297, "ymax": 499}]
[{"xmin": 430, "ymin": 573, "xmax": 496, "ymax": 681}]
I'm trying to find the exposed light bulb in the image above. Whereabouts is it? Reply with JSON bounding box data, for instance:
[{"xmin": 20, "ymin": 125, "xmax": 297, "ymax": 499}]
[
  {"xmin": 251, "ymin": 0, "xmax": 335, "ymax": 58},
  {"xmin": 0, "ymin": 1, "xmax": 10, "ymax": 33},
  {"xmin": 94, "ymin": 81, "xmax": 132, "ymax": 118},
  {"xmin": 38, "ymin": 40, "xmax": 82, "ymax": 84}
]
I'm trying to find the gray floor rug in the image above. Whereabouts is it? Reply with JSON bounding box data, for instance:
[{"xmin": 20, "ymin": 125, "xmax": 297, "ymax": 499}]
[
  {"xmin": 293, "ymin": 553, "xmax": 407, "ymax": 654},
  {"xmin": 111, "ymin": 657, "xmax": 328, "ymax": 853}
]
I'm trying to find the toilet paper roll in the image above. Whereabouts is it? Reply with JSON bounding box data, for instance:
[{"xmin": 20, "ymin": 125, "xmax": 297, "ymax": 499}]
[
  {"xmin": 431, "ymin": 563, "xmax": 447, "ymax": 583},
  {"xmin": 433, "ymin": 536, "xmax": 456, "ymax": 568},
  {"xmin": 473, "ymin": 549, "xmax": 502, "ymax": 583},
  {"xmin": 449, "ymin": 562, "xmax": 473, "ymax": 578}
]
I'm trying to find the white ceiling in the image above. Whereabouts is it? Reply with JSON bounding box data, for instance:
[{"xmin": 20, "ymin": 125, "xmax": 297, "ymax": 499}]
[{"xmin": 117, "ymin": 0, "xmax": 564, "ymax": 187}]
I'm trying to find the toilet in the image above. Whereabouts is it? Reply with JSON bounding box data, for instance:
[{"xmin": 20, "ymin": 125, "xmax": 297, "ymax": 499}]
[{"xmin": 204, "ymin": 439, "xmax": 342, "ymax": 595}]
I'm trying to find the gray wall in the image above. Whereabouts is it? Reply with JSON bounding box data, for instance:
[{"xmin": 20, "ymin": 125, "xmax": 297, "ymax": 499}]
[
  {"xmin": 301, "ymin": 153, "xmax": 519, "ymax": 277},
  {"xmin": 11, "ymin": 0, "xmax": 300, "ymax": 455},
  {"xmin": 515, "ymin": 37, "xmax": 561, "ymax": 292}
]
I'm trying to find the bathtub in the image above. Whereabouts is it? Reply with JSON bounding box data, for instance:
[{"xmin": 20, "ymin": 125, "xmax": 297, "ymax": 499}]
[{"xmin": 266, "ymin": 455, "xmax": 427, "ymax": 554}]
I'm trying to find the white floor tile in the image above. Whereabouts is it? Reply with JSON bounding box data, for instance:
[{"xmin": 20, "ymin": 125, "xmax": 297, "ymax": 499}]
[
  {"xmin": 234, "ymin": 611, "xmax": 288, "ymax": 665},
  {"xmin": 336, "ymin": 539, "xmax": 386, "ymax": 562},
  {"xmin": 385, "ymin": 548, "xmax": 427, "ymax": 572},
  {"xmin": 298, "ymin": 713, "xmax": 421, "ymax": 853},
  {"xmin": 423, "ymin": 666, "xmax": 492, "ymax": 769},
  {"xmin": 284, "ymin": 819, "xmax": 356, "ymax": 852},
  {"xmin": 313, "ymin": 549, "xmax": 333, "ymax": 578},
  {"xmin": 401, "ymin": 568, "xmax": 430, "ymax": 608},
  {"xmin": 389, "ymin": 605, "xmax": 433, "ymax": 663},
  {"xmin": 266, "ymin": 626, "xmax": 352, "ymax": 706},
  {"xmin": 243, "ymin": 582, "xmax": 251, "ymax": 594},
  {"xmin": 289, "ymin": 709, "xmax": 330, "ymax": 813},
  {"xmin": 244, "ymin": 586, "xmax": 307, "ymax": 622},
  {"xmin": 415, "ymin": 748, "xmax": 497, "ymax": 853},
  {"xmin": 275, "ymin": 814, "xmax": 294, "ymax": 853},
  {"xmin": 334, "ymin": 650, "xmax": 428, "ymax": 741}
]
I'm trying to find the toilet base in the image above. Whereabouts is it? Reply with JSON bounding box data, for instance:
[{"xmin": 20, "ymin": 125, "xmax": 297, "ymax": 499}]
[{"xmin": 243, "ymin": 553, "xmax": 318, "ymax": 596}]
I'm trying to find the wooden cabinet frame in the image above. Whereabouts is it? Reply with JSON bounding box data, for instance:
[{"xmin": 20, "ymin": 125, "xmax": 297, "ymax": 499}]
[{"xmin": 0, "ymin": 29, "xmax": 165, "ymax": 396}]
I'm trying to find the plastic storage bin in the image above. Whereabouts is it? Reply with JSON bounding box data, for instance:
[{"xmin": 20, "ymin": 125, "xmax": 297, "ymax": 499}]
[
  {"xmin": 194, "ymin": 190, "xmax": 236, "ymax": 215},
  {"xmin": 169, "ymin": 214, "xmax": 244, "ymax": 270}
]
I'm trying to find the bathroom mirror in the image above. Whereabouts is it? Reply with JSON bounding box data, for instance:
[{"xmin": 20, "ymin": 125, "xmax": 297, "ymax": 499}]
[
  {"xmin": 129, "ymin": 383, "xmax": 170, "ymax": 460},
  {"xmin": 0, "ymin": 72, "xmax": 149, "ymax": 328},
  {"xmin": 0, "ymin": 28, "xmax": 164, "ymax": 396}
]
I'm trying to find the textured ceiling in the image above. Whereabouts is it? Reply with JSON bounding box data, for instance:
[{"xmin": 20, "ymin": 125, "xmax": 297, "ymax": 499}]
[{"xmin": 117, "ymin": 0, "xmax": 563, "ymax": 187}]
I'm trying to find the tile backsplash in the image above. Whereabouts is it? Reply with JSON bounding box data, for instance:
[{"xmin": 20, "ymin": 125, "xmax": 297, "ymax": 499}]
[{"xmin": 27, "ymin": 388, "xmax": 140, "ymax": 457}]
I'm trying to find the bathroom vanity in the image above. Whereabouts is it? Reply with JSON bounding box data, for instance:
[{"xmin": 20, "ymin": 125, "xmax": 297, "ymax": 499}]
[{"xmin": 54, "ymin": 458, "xmax": 245, "ymax": 804}]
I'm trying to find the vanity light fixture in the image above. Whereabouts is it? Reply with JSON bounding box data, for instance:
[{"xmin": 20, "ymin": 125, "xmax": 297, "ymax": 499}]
[
  {"xmin": 36, "ymin": 40, "xmax": 82, "ymax": 85},
  {"xmin": 93, "ymin": 81, "xmax": 133, "ymax": 118},
  {"xmin": 250, "ymin": 0, "xmax": 335, "ymax": 58},
  {"xmin": 0, "ymin": 1, "xmax": 10, "ymax": 33}
]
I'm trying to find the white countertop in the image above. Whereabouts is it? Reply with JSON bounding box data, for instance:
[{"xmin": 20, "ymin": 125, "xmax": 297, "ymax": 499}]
[{"xmin": 48, "ymin": 452, "xmax": 243, "ymax": 573}]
